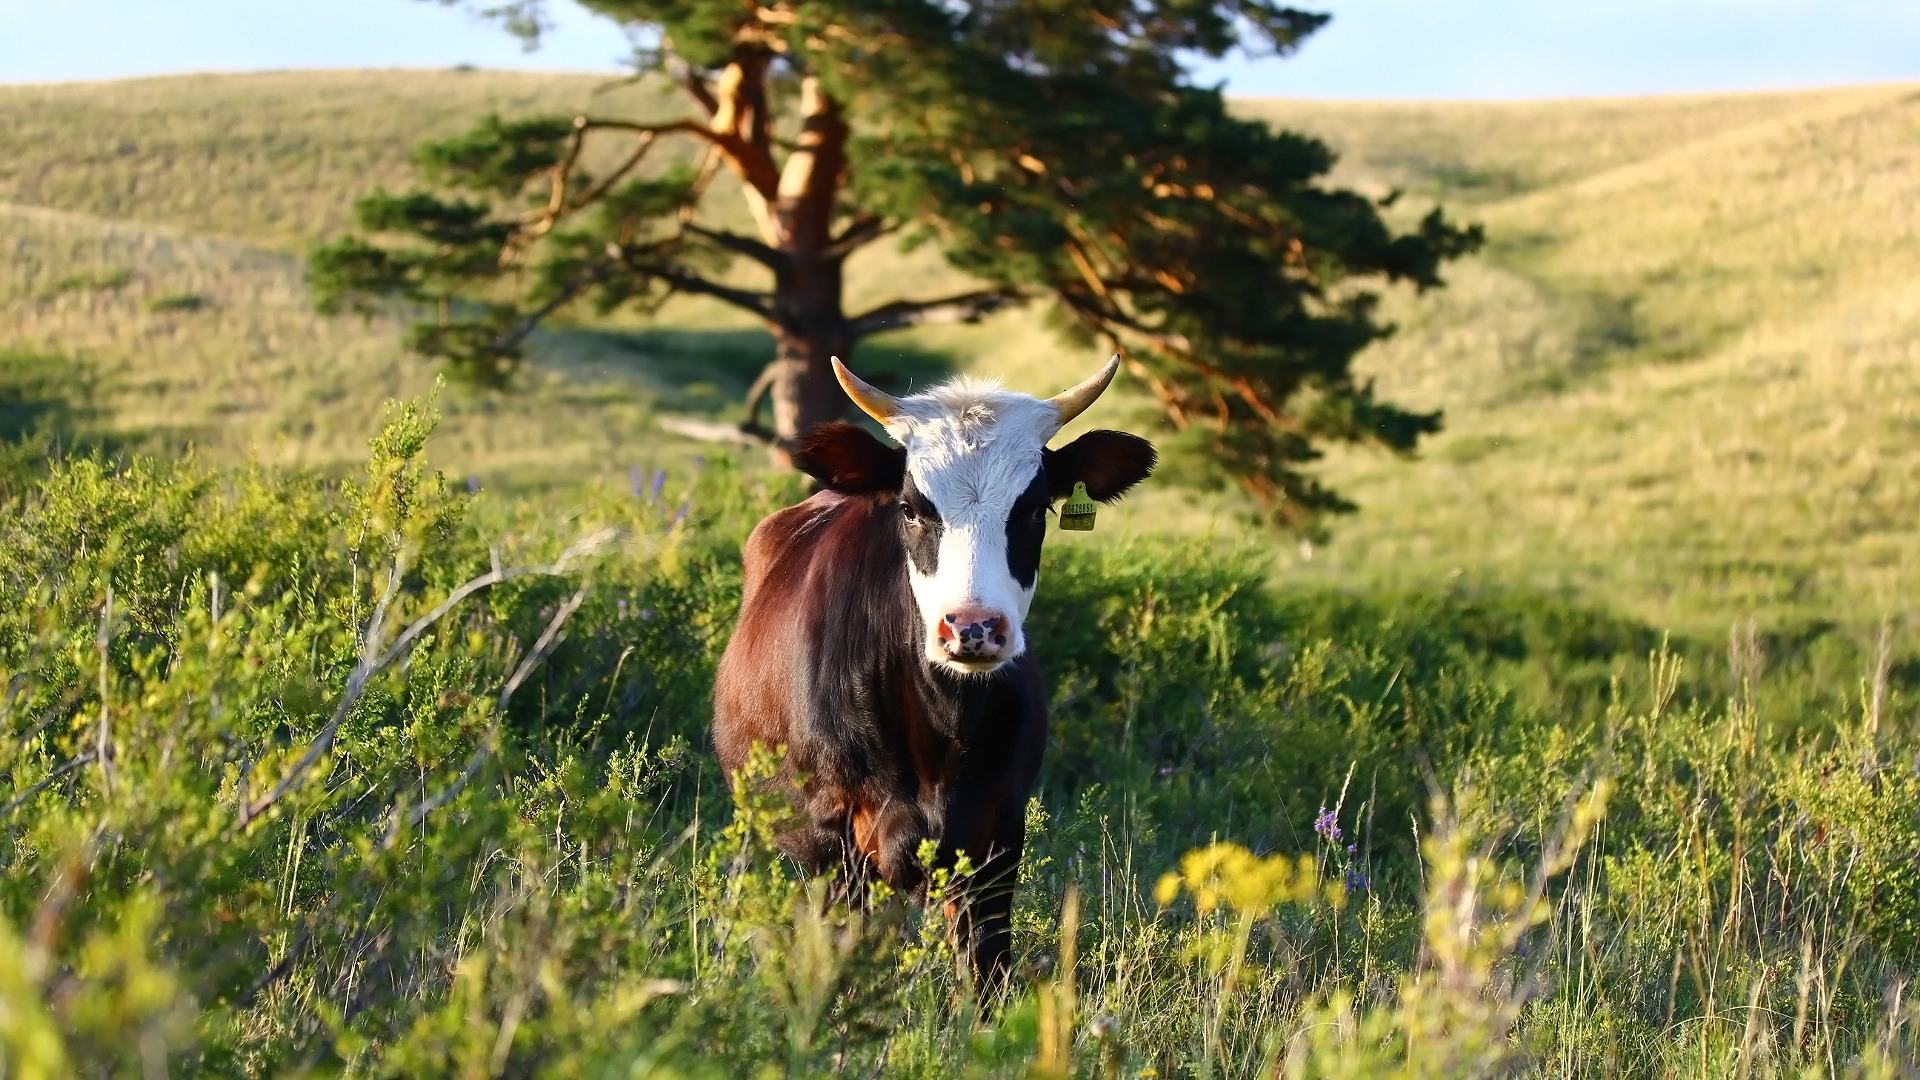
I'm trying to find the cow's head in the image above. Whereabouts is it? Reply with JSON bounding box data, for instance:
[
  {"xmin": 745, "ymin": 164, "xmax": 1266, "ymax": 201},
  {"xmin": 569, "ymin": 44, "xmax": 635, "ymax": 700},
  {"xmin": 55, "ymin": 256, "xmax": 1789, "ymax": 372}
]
[{"xmin": 792, "ymin": 355, "xmax": 1155, "ymax": 675}]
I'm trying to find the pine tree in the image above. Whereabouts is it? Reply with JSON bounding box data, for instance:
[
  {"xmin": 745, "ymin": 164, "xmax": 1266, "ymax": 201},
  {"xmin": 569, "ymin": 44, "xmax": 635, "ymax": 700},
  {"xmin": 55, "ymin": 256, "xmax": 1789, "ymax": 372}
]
[{"xmin": 310, "ymin": 0, "xmax": 1480, "ymax": 526}]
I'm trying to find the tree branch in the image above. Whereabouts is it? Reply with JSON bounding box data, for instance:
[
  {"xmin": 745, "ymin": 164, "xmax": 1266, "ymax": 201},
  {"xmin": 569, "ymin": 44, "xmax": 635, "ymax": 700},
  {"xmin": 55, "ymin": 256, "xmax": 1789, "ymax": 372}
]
[
  {"xmin": 740, "ymin": 361, "xmax": 780, "ymax": 442},
  {"xmin": 683, "ymin": 222, "xmax": 788, "ymax": 269},
  {"xmin": 824, "ymin": 213, "xmax": 892, "ymax": 262},
  {"xmin": 657, "ymin": 416, "xmax": 773, "ymax": 446},
  {"xmin": 483, "ymin": 256, "xmax": 620, "ymax": 356},
  {"xmin": 848, "ymin": 289, "xmax": 1021, "ymax": 338},
  {"xmin": 607, "ymin": 242, "xmax": 774, "ymax": 318},
  {"xmin": 506, "ymin": 124, "xmax": 662, "ymax": 254},
  {"xmin": 1054, "ymin": 291, "xmax": 1295, "ymax": 432},
  {"xmin": 386, "ymin": 587, "xmax": 588, "ymax": 840},
  {"xmin": 706, "ymin": 54, "xmax": 784, "ymax": 235},
  {"xmin": 666, "ymin": 51, "xmax": 719, "ymax": 117},
  {"xmin": 576, "ymin": 118, "xmax": 778, "ymax": 203},
  {"xmin": 1, "ymin": 751, "xmax": 96, "ymax": 819},
  {"xmin": 533, "ymin": 118, "xmax": 592, "ymax": 228},
  {"xmin": 564, "ymin": 128, "xmax": 659, "ymax": 212},
  {"xmin": 678, "ymin": 145, "xmax": 724, "ymax": 227},
  {"xmin": 573, "ymin": 118, "xmax": 714, "ymax": 147},
  {"xmin": 237, "ymin": 530, "xmax": 617, "ymax": 830}
]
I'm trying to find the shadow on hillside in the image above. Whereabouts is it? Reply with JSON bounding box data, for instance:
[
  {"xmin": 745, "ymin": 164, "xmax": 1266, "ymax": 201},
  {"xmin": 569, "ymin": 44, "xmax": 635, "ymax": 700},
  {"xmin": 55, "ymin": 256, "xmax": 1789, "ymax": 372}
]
[
  {"xmin": 1404, "ymin": 158, "xmax": 1535, "ymax": 203},
  {"xmin": 534, "ymin": 326, "xmax": 958, "ymax": 419},
  {"xmin": 0, "ymin": 349, "xmax": 99, "ymax": 445},
  {"xmin": 0, "ymin": 348, "xmax": 140, "ymax": 496}
]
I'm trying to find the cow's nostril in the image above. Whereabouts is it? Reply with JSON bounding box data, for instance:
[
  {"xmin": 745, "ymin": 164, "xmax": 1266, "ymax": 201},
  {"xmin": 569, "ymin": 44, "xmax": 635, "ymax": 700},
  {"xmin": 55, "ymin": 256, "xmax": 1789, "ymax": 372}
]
[{"xmin": 937, "ymin": 607, "xmax": 1014, "ymax": 661}]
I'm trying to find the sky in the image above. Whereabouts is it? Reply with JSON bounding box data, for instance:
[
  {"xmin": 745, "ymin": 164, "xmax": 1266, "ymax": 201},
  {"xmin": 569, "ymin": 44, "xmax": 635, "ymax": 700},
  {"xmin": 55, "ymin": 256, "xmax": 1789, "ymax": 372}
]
[{"xmin": 3, "ymin": 0, "xmax": 1918, "ymax": 100}]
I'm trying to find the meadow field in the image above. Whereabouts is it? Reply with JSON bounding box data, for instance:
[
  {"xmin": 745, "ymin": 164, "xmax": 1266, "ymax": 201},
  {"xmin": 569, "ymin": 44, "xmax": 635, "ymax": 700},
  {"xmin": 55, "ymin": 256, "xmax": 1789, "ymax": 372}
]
[{"xmin": 3, "ymin": 72, "xmax": 1920, "ymax": 1077}]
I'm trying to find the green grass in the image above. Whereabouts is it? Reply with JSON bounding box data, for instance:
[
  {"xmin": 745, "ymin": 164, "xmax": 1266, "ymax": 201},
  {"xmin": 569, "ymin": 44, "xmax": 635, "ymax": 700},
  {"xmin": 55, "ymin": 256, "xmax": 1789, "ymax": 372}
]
[
  {"xmin": 4, "ymin": 73, "xmax": 1920, "ymax": 633},
  {"xmin": 6, "ymin": 70, "xmax": 1920, "ymax": 1075},
  {"xmin": 0, "ymin": 71, "xmax": 689, "ymax": 255},
  {"xmin": 0, "ymin": 71, "xmax": 1015, "ymax": 493},
  {"xmin": 1246, "ymin": 84, "xmax": 1920, "ymax": 637},
  {"xmin": 1, "ymin": 411, "xmax": 1915, "ymax": 1077}
]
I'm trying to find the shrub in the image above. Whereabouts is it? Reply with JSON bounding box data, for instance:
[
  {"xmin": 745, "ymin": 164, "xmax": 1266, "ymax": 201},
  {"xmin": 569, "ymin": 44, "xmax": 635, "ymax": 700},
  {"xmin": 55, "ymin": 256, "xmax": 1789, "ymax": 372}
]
[{"xmin": 1, "ymin": 396, "xmax": 1916, "ymax": 1077}]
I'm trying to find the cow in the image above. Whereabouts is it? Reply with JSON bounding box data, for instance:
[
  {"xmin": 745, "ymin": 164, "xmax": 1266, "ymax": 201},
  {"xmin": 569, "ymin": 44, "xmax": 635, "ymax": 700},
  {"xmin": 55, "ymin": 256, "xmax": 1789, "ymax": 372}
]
[{"xmin": 711, "ymin": 354, "xmax": 1156, "ymax": 995}]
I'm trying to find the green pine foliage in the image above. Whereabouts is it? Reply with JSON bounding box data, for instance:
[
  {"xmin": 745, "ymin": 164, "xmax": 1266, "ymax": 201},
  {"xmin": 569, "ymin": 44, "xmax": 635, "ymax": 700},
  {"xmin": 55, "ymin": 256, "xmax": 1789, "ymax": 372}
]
[
  {"xmin": 2, "ymin": 399, "xmax": 1917, "ymax": 1076},
  {"xmin": 310, "ymin": 1, "xmax": 1480, "ymax": 524}
]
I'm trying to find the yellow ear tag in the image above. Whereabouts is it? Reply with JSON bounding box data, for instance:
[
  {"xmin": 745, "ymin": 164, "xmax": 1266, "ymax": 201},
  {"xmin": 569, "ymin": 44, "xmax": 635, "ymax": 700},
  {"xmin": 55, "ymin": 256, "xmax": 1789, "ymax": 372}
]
[{"xmin": 1058, "ymin": 482, "xmax": 1098, "ymax": 532}]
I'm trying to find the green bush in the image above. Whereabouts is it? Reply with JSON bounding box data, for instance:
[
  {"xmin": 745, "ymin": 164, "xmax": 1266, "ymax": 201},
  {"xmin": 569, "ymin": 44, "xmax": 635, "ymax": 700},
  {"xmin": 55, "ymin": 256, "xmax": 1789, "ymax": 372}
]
[{"xmin": 2, "ymin": 397, "xmax": 1916, "ymax": 1078}]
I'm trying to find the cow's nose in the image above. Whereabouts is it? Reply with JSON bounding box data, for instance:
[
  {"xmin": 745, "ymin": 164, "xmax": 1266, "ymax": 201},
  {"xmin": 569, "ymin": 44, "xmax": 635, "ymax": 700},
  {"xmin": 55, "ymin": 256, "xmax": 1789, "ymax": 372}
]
[{"xmin": 937, "ymin": 606, "xmax": 1010, "ymax": 660}]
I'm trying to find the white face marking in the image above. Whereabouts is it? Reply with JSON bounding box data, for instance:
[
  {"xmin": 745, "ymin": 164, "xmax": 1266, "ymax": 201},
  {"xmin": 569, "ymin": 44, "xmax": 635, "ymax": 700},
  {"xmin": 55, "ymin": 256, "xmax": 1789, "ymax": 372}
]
[{"xmin": 886, "ymin": 381, "xmax": 1061, "ymax": 675}]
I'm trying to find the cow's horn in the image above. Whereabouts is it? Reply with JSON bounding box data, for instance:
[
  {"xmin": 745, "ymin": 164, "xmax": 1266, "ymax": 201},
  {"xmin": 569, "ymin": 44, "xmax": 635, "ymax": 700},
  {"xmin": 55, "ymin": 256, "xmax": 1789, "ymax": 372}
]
[
  {"xmin": 1047, "ymin": 354, "xmax": 1122, "ymax": 428},
  {"xmin": 831, "ymin": 356, "xmax": 900, "ymax": 425}
]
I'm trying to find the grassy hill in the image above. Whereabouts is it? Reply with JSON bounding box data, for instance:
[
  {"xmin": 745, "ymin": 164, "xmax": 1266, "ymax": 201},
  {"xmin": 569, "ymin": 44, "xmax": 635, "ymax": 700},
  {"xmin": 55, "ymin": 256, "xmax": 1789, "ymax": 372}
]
[
  {"xmin": 7, "ymin": 73, "xmax": 1920, "ymax": 1078},
  {"xmin": 5, "ymin": 71, "xmax": 1920, "ymax": 637},
  {"xmin": 0, "ymin": 70, "xmax": 1044, "ymax": 491},
  {"xmin": 1255, "ymin": 84, "xmax": 1920, "ymax": 636}
]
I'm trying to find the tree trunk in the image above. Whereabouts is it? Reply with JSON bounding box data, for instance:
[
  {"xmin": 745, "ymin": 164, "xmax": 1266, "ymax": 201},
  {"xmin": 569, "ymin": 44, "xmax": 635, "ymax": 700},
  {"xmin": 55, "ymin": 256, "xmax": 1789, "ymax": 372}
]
[
  {"xmin": 764, "ymin": 72, "xmax": 855, "ymax": 467},
  {"xmin": 703, "ymin": 61, "xmax": 857, "ymax": 468},
  {"xmin": 762, "ymin": 253, "xmax": 852, "ymax": 467}
]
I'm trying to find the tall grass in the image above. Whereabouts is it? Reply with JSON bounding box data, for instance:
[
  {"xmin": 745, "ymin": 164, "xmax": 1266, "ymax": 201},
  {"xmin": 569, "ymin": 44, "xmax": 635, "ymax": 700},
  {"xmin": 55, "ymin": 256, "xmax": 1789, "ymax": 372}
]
[{"xmin": 1, "ymin": 400, "xmax": 1914, "ymax": 1077}]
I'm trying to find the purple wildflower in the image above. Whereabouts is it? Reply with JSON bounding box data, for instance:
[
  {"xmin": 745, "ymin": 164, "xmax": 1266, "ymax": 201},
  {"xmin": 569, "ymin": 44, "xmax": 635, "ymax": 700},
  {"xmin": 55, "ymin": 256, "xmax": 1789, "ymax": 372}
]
[
  {"xmin": 1314, "ymin": 807, "xmax": 1341, "ymax": 844},
  {"xmin": 467, "ymin": 474, "xmax": 480, "ymax": 495},
  {"xmin": 617, "ymin": 599, "xmax": 628, "ymax": 619},
  {"xmin": 1344, "ymin": 869, "xmax": 1370, "ymax": 894},
  {"xmin": 1346, "ymin": 844, "xmax": 1356, "ymax": 854},
  {"xmin": 650, "ymin": 469, "xmax": 667, "ymax": 502}
]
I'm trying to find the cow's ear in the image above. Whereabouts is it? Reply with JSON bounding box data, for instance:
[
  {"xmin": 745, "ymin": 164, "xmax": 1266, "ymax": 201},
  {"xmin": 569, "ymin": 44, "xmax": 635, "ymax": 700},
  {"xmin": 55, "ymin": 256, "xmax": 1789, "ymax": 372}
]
[
  {"xmin": 791, "ymin": 421, "xmax": 906, "ymax": 494},
  {"xmin": 1045, "ymin": 430, "xmax": 1157, "ymax": 502}
]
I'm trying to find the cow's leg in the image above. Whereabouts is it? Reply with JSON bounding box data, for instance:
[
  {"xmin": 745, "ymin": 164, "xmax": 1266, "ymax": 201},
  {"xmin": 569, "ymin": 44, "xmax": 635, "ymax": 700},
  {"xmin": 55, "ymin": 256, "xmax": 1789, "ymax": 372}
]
[
  {"xmin": 777, "ymin": 819, "xmax": 849, "ymax": 877},
  {"xmin": 935, "ymin": 799, "xmax": 1026, "ymax": 1006},
  {"xmin": 774, "ymin": 794, "xmax": 876, "ymax": 909},
  {"xmin": 970, "ymin": 807, "xmax": 1027, "ymax": 1004},
  {"xmin": 778, "ymin": 817, "xmax": 903, "ymax": 918},
  {"xmin": 791, "ymin": 792, "xmax": 928, "ymax": 909},
  {"xmin": 863, "ymin": 798, "xmax": 932, "ymax": 900}
]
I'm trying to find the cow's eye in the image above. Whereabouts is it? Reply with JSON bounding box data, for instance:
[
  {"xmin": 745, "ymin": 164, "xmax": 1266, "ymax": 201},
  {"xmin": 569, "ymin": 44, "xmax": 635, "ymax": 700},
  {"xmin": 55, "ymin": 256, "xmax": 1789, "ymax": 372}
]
[{"xmin": 901, "ymin": 504, "xmax": 922, "ymax": 526}]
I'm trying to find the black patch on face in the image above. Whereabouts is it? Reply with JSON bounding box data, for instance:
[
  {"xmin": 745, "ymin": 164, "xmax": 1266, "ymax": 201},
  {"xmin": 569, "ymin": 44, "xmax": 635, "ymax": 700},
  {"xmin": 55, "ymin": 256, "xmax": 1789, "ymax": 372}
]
[
  {"xmin": 898, "ymin": 474, "xmax": 945, "ymax": 576},
  {"xmin": 1004, "ymin": 467, "xmax": 1048, "ymax": 589}
]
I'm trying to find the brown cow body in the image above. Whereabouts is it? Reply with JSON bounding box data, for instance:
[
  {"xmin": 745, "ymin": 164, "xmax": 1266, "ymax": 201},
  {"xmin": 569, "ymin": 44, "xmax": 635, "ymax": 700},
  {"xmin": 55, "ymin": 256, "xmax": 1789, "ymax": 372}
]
[
  {"xmin": 714, "ymin": 489, "xmax": 1048, "ymax": 982},
  {"xmin": 711, "ymin": 358, "xmax": 1154, "ymax": 993}
]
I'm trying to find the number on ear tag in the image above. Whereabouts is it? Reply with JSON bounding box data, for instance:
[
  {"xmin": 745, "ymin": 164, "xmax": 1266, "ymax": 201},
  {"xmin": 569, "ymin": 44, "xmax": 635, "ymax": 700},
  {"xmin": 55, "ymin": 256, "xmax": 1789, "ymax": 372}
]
[{"xmin": 1058, "ymin": 482, "xmax": 1098, "ymax": 532}]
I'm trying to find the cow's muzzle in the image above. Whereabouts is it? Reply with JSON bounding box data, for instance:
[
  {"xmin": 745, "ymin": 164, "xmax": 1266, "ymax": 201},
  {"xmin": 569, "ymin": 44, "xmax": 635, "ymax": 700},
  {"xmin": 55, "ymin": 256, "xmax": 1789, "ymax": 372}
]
[{"xmin": 938, "ymin": 606, "xmax": 1010, "ymax": 663}]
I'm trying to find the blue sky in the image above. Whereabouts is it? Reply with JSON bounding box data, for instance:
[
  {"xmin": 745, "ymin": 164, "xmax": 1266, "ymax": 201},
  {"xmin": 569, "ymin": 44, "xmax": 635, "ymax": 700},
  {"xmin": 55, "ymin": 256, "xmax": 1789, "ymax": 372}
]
[{"xmin": 4, "ymin": 0, "xmax": 1918, "ymax": 100}]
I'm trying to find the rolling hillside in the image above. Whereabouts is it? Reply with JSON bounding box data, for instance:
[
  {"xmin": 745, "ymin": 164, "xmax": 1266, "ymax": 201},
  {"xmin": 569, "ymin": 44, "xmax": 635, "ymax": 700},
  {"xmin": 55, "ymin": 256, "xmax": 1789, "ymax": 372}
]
[
  {"xmin": 0, "ymin": 70, "xmax": 1046, "ymax": 489},
  {"xmin": 4, "ymin": 71, "xmax": 1919, "ymax": 635},
  {"xmin": 1255, "ymin": 84, "xmax": 1920, "ymax": 634}
]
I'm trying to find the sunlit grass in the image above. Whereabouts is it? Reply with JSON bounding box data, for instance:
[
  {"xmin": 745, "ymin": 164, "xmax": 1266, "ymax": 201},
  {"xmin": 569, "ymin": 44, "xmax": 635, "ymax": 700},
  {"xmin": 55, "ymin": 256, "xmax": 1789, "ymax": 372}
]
[
  {"xmin": 1280, "ymin": 83, "xmax": 1920, "ymax": 637},
  {"xmin": 5, "ymin": 72, "xmax": 1920, "ymax": 636},
  {"xmin": 2, "ymin": 419, "xmax": 1915, "ymax": 1076}
]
